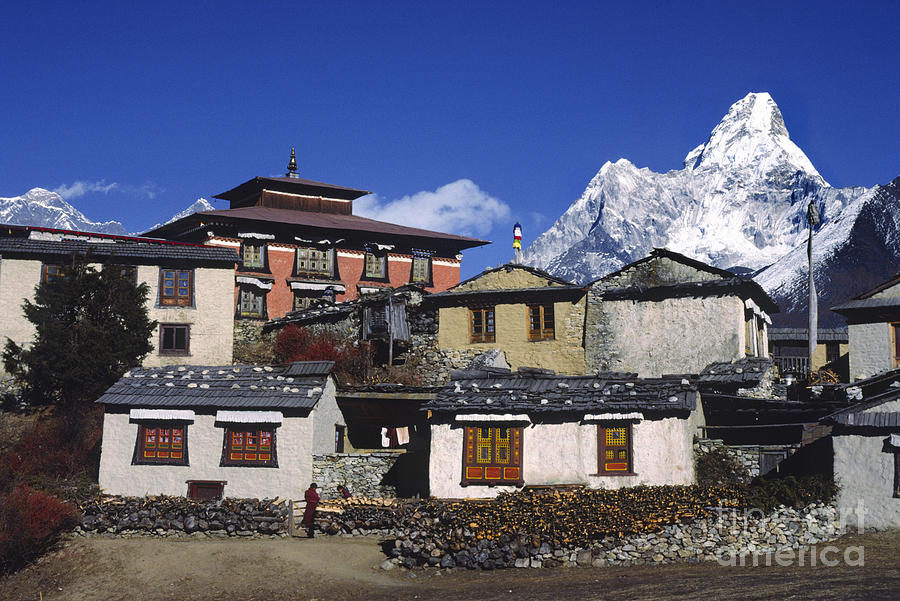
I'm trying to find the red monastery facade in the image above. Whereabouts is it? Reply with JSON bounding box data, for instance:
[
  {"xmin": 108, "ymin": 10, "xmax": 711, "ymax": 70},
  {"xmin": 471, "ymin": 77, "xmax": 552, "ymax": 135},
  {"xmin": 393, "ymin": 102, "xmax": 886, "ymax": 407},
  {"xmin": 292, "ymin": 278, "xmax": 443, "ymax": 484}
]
[{"xmin": 144, "ymin": 152, "xmax": 489, "ymax": 321}]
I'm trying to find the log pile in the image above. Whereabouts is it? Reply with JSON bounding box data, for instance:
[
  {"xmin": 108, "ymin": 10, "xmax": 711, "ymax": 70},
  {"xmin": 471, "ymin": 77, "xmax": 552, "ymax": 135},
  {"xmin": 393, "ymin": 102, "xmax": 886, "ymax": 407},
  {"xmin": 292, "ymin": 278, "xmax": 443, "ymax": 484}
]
[
  {"xmin": 78, "ymin": 495, "xmax": 290, "ymax": 536},
  {"xmin": 316, "ymin": 485, "xmax": 745, "ymax": 568}
]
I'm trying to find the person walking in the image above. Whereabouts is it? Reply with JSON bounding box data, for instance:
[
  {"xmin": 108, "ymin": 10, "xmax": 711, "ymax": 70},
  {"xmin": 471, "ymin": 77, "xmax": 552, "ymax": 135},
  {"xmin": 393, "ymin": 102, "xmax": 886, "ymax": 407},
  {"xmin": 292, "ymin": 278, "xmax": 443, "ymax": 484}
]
[{"xmin": 302, "ymin": 483, "xmax": 319, "ymax": 538}]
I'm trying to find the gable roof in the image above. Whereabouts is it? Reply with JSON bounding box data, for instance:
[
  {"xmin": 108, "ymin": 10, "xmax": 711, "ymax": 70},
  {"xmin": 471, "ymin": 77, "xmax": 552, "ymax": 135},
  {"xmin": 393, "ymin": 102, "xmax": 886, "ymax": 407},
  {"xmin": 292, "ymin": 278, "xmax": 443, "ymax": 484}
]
[
  {"xmin": 214, "ymin": 176, "xmax": 371, "ymax": 203},
  {"xmin": 424, "ymin": 367, "xmax": 697, "ymax": 416},
  {"xmin": 591, "ymin": 248, "xmax": 739, "ymax": 285},
  {"xmin": 96, "ymin": 361, "xmax": 334, "ymax": 410},
  {"xmin": 452, "ymin": 263, "xmax": 574, "ymax": 289}
]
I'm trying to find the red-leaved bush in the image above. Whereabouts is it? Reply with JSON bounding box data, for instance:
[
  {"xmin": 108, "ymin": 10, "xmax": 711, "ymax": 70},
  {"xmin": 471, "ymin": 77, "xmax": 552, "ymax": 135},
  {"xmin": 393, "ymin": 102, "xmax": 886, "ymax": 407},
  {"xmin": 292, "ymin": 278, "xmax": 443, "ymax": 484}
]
[
  {"xmin": 0, "ymin": 485, "xmax": 80, "ymax": 573},
  {"xmin": 274, "ymin": 325, "xmax": 373, "ymax": 384}
]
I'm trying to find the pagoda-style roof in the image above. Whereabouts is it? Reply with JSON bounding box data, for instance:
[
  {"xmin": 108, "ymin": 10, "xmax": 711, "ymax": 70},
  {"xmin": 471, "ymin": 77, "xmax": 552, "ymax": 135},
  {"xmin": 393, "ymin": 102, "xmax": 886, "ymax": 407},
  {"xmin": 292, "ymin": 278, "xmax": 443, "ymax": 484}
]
[{"xmin": 214, "ymin": 176, "xmax": 371, "ymax": 207}]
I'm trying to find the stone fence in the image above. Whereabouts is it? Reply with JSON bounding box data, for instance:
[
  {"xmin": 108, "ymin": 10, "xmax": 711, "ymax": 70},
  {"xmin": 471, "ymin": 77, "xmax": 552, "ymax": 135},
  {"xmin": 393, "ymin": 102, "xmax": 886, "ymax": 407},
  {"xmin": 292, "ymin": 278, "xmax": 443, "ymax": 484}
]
[
  {"xmin": 312, "ymin": 451, "xmax": 405, "ymax": 498},
  {"xmin": 695, "ymin": 438, "xmax": 800, "ymax": 479}
]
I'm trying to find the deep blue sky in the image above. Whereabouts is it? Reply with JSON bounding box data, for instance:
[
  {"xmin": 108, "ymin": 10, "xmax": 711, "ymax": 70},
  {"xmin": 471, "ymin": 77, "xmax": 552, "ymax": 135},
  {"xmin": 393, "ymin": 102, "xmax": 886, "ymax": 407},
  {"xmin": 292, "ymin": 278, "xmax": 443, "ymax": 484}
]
[{"xmin": 1, "ymin": 1, "xmax": 897, "ymax": 277}]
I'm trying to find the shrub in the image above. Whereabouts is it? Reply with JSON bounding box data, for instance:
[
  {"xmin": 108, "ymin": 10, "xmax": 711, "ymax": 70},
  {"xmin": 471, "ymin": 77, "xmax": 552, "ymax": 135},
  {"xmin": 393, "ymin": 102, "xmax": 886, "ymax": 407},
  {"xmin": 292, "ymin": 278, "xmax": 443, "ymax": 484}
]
[
  {"xmin": 695, "ymin": 447, "xmax": 751, "ymax": 487},
  {"xmin": 274, "ymin": 324, "xmax": 373, "ymax": 384},
  {"xmin": 746, "ymin": 474, "xmax": 838, "ymax": 511},
  {"xmin": 0, "ymin": 485, "xmax": 80, "ymax": 573}
]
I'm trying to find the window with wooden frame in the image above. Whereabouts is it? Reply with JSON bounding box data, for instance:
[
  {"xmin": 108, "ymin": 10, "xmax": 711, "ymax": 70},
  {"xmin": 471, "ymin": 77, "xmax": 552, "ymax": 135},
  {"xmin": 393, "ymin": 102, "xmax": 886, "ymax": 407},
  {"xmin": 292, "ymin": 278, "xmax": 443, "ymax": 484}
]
[
  {"xmin": 411, "ymin": 256, "xmax": 432, "ymax": 285},
  {"xmin": 41, "ymin": 263, "xmax": 65, "ymax": 283},
  {"xmin": 133, "ymin": 424, "xmax": 188, "ymax": 465},
  {"xmin": 159, "ymin": 324, "xmax": 190, "ymax": 355},
  {"xmin": 597, "ymin": 424, "xmax": 634, "ymax": 475},
  {"xmin": 296, "ymin": 247, "xmax": 333, "ymax": 277},
  {"xmin": 159, "ymin": 269, "xmax": 193, "ymax": 306},
  {"xmin": 242, "ymin": 242, "xmax": 266, "ymax": 270},
  {"xmin": 462, "ymin": 426, "xmax": 523, "ymax": 485},
  {"xmin": 103, "ymin": 264, "xmax": 137, "ymax": 284},
  {"xmin": 238, "ymin": 287, "xmax": 266, "ymax": 319},
  {"xmin": 892, "ymin": 323, "xmax": 900, "ymax": 368},
  {"xmin": 364, "ymin": 252, "xmax": 387, "ymax": 279},
  {"xmin": 221, "ymin": 427, "xmax": 277, "ymax": 467},
  {"xmin": 469, "ymin": 307, "xmax": 496, "ymax": 343},
  {"xmin": 527, "ymin": 304, "xmax": 555, "ymax": 341}
]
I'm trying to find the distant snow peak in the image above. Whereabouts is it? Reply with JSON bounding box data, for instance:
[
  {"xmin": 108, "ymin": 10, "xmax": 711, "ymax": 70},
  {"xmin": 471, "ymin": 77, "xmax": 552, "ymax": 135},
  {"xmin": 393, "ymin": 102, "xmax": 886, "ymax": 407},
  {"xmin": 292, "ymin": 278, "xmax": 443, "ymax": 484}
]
[
  {"xmin": 0, "ymin": 187, "xmax": 127, "ymax": 235},
  {"xmin": 522, "ymin": 91, "xmax": 883, "ymax": 326},
  {"xmin": 143, "ymin": 198, "xmax": 216, "ymax": 234}
]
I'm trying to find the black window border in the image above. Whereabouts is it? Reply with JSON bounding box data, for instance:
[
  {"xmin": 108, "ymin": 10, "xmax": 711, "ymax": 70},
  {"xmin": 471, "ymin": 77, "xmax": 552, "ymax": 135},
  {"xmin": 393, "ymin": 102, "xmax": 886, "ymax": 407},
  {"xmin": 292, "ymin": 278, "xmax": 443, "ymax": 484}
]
[
  {"xmin": 293, "ymin": 246, "xmax": 338, "ymax": 280},
  {"xmin": 235, "ymin": 285, "xmax": 269, "ymax": 320},
  {"xmin": 220, "ymin": 425, "xmax": 279, "ymax": 468},
  {"xmin": 131, "ymin": 422, "xmax": 190, "ymax": 466},
  {"xmin": 238, "ymin": 241, "xmax": 271, "ymax": 274},
  {"xmin": 159, "ymin": 323, "xmax": 191, "ymax": 356},
  {"xmin": 157, "ymin": 268, "xmax": 195, "ymax": 307}
]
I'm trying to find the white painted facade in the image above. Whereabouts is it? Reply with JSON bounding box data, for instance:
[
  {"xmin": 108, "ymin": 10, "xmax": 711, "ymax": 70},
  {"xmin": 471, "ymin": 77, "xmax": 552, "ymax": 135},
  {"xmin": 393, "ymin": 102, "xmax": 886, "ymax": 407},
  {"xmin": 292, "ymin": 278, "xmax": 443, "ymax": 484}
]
[
  {"xmin": 848, "ymin": 322, "xmax": 894, "ymax": 381},
  {"xmin": 0, "ymin": 257, "xmax": 234, "ymax": 375},
  {"xmin": 833, "ymin": 432, "xmax": 900, "ymax": 530},
  {"xmin": 428, "ymin": 408, "xmax": 703, "ymax": 499},
  {"xmin": 98, "ymin": 379, "xmax": 340, "ymax": 500}
]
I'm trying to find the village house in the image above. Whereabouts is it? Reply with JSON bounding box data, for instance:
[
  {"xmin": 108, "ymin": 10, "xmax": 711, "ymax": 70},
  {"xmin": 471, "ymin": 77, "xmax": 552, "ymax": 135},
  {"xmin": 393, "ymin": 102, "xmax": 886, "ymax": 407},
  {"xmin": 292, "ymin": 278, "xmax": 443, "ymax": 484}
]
[
  {"xmin": 822, "ymin": 367, "xmax": 900, "ymax": 529},
  {"xmin": 426, "ymin": 263, "xmax": 587, "ymax": 375},
  {"xmin": 0, "ymin": 224, "xmax": 238, "ymax": 372},
  {"xmin": 832, "ymin": 272, "xmax": 900, "ymax": 381},
  {"xmin": 767, "ymin": 327, "xmax": 849, "ymax": 377},
  {"xmin": 142, "ymin": 151, "xmax": 489, "ymax": 324},
  {"xmin": 96, "ymin": 361, "xmax": 341, "ymax": 500},
  {"xmin": 424, "ymin": 366, "xmax": 703, "ymax": 499},
  {"xmin": 585, "ymin": 248, "xmax": 779, "ymax": 377}
]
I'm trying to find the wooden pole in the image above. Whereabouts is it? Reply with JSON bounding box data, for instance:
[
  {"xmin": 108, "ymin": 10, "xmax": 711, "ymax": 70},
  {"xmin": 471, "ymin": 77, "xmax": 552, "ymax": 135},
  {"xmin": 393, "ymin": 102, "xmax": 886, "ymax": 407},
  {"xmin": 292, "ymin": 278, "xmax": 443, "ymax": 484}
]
[{"xmin": 807, "ymin": 200, "xmax": 819, "ymax": 377}]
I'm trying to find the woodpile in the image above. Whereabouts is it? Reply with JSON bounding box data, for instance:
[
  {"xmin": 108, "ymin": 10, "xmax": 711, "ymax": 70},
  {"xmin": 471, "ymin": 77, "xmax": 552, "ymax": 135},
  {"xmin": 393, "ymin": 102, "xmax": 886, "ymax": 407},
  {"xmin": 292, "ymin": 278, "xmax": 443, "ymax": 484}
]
[
  {"xmin": 79, "ymin": 495, "xmax": 290, "ymax": 535},
  {"xmin": 316, "ymin": 485, "xmax": 744, "ymax": 568}
]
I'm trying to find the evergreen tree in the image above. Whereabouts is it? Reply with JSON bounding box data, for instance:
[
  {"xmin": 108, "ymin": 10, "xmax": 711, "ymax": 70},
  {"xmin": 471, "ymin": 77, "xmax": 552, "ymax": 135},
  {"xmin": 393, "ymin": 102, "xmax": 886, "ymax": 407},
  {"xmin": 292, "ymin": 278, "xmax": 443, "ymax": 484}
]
[{"xmin": 3, "ymin": 253, "xmax": 157, "ymax": 408}]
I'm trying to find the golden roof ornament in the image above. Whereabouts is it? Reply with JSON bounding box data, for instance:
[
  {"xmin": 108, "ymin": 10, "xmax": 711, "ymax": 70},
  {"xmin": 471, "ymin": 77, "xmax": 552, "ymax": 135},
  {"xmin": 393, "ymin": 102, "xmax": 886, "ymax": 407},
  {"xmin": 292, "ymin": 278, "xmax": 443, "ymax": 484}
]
[{"xmin": 286, "ymin": 148, "xmax": 299, "ymax": 178}]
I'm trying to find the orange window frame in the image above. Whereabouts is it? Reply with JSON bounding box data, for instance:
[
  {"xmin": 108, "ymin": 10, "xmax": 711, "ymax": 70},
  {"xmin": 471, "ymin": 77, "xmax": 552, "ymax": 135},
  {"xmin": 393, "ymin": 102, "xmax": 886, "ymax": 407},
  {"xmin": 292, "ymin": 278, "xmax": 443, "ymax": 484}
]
[
  {"xmin": 461, "ymin": 426, "xmax": 523, "ymax": 486},
  {"xmin": 221, "ymin": 427, "xmax": 277, "ymax": 467},
  {"xmin": 134, "ymin": 424, "xmax": 188, "ymax": 465},
  {"xmin": 597, "ymin": 424, "xmax": 634, "ymax": 475}
]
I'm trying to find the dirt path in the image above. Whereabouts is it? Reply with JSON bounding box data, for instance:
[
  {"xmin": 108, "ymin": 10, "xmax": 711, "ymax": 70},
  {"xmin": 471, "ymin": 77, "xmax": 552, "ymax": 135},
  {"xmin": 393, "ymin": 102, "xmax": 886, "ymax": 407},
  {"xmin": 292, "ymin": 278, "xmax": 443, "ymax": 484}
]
[{"xmin": 3, "ymin": 532, "xmax": 899, "ymax": 601}]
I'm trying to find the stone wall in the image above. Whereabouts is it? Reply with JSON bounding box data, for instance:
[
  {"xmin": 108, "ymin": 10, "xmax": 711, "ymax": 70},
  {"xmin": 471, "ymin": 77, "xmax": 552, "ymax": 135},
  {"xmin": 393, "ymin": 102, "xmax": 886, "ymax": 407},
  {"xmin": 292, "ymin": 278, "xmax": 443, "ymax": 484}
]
[
  {"xmin": 78, "ymin": 496, "xmax": 290, "ymax": 537},
  {"xmin": 695, "ymin": 438, "xmax": 800, "ymax": 479},
  {"xmin": 312, "ymin": 452, "xmax": 405, "ymax": 498},
  {"xmin": 833, "ymin": 432, "xmax": 900, "ymax": 530},
  {"xmin": 848, "ymin": 322, "xmax": 893, "ymax": 381}
]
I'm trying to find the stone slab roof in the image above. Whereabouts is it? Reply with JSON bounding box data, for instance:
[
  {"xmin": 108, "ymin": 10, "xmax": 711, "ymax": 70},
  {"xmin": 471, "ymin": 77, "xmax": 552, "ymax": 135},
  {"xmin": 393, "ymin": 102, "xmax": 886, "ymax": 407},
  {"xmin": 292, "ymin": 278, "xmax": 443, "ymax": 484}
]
[
  {"xmin": 824, "ymin": 368, "xmax": 900, "ymax": 427},
  {"xmin": 0, "ymin": 236, "xmax": 238, "ymax": 265},
  {"xmin": 768, "ymin": 328, "xmax": 848, "ymax": 342},
  {"xmin": 96, "ymin": 361, "xmax": 334, "ymax": 410},
  {"xmin": 698, "ymin": 358, "xmax": 774, "ymax": 385},
  {"xmin": 424, "ymin": 367, "xmax": 697, "ymax": 416},
  {"xmin": 599, "ymin": 278, "xmax": 779, "ymax": 314}
]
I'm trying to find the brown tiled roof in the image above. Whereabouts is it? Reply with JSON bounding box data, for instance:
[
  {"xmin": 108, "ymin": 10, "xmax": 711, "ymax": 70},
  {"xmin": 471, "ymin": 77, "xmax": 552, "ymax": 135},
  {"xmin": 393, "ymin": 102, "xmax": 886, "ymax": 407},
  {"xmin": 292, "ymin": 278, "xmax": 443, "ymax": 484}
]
[
  {"xmin": 142, "ymin": 206, "xmax": 488, "ymax": 249},
  {"xmin": 214, "ymin": 176, "xmax": 371, "ymax": 203}
]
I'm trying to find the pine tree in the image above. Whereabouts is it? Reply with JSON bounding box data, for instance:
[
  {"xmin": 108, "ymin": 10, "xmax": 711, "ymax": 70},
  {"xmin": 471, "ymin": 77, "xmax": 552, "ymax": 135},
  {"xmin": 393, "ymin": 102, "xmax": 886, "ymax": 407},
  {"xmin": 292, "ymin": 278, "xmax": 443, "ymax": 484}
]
[{"xmin": 2, "ymin": 253, "xmax": 157, "ymax": 408}]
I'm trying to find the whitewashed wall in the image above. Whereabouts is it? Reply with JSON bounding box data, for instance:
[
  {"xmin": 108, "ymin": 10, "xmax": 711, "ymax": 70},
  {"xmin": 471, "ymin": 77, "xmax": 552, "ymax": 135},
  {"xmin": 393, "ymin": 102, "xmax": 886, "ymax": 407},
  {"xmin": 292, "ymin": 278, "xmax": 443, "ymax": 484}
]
[
  {"xmin": 0, "ymin": 258, "xmax": 41, "ymax": 369},
  {"xmin": 98, "ymin": 412, "xmax": 314, "ymax": 500},
  {"xmin": 834, "ymin": 433, "xmax": 900, "ymax": 530},
  {"xmin": 311, "ymin": 379, "xmax": 344, "ymax": 455},
  {"xmin": 848, "ymin": 322, "xmax": 893, "ymax": 381},
  {"xmin": 429, "ymin": 414, "xmax": 700, "ymax": 499},
  {"xmin": 585, "ymin": 295, "xmax": 746, "ymax": 377}
]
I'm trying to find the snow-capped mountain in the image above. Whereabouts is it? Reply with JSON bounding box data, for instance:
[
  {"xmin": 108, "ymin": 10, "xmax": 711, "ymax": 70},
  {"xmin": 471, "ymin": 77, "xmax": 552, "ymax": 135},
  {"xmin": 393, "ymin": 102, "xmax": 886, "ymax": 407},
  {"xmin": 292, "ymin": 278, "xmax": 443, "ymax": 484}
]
[
  {"xmin": 143, "ymin": 198, "xmax": 216, "ymax": 234},
  {"xmin": 523, "ymin": 92, "xmax": 895, "ymax": 326},
  {"xmin": 0, "ymin": 188, "xmax": 127, "ymax": 235}
]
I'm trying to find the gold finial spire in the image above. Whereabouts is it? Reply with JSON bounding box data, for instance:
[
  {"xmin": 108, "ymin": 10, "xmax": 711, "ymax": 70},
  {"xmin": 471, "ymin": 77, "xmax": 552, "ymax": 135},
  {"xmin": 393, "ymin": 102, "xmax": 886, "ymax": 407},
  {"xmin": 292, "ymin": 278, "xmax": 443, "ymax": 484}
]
[{"xmin": 286, "ymin": 147, "xmax": 299, "ymax": 178}]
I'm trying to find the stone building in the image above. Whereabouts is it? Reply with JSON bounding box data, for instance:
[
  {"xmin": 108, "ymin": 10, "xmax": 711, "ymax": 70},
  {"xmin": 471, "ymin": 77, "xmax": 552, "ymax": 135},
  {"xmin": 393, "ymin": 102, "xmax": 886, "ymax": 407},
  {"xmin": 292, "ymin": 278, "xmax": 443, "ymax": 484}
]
[
  {"xmin": 425, "ymin": 366, "xmax": 703, "ymax": 499},
  {"xmin": 768, "ymin": 327, "xmax": 849, "ymax": 377},
  {"xmin": 0, "ymin": 224, "xmax": 238, "ymax": 373},
  {"xmin": 427, "ymin": 264, "xmax": 587, "ymax": 375},
  {"xmin": 832, "ymin": 273, "xmax": 900, "ymax": 381},
  {"xmin": 96, "ymin": 361, "xmax": 342, "ymax": 500},
  {"xmin": 143, "ymin": 151, "xmax": 488, "ymax": 322},
  {"xmin": 823, "ymin": 368, "xmax": 900, "ymax": 529},
  {"xmin": 585, "ymin": 248, "xmax": 778, "ymax": 377}
]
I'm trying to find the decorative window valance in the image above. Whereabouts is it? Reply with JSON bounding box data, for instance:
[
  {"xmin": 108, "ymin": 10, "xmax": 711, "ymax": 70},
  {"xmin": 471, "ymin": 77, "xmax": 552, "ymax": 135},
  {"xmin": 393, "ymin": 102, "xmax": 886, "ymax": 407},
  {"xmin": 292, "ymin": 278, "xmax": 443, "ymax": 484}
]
[
  {"xmin": 129, "ymin": 409, "xmax": 195, "ymax": 422},
  {"xmin": 455, "ymin": 413, "xmax": 531, "ymax": 424},
  {"xmin": 887, "ymin": 433, "xmax": 900, "ymax": 448},
  {"xmin": 238, "ymin": 232, "xmax": 275, "ymax": 240},
  {"xmin": 583, "ymin": 412, "xmax": 644, "ymax": 423},
  {"xmin": 236, "ymin": 276, "xmax": 274, "ymax": 290},
  {"xmin": 215, "ymin": 411, "xmax": 283, "ymax": 424},
  {"xmin": 289, "ymin": 281, "xmax": 346, "ymax": 292}
]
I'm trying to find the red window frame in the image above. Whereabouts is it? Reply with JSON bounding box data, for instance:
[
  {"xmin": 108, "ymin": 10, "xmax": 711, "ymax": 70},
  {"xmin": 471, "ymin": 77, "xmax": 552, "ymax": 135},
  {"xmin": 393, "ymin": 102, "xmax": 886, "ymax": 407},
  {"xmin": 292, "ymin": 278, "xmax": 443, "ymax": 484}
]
[
  {"xmin": 597, "ymin": 424, "xmax": 634, "ymax": 475},
  {"xmin": 134, "ymin": 424, "xmax": 188, "ymax": 465},
  {"xmin": 221, "ymin": 427, "xmax": 277, "ymax": 467},
  {"xmin": 461, "ymin": 426, "xmax": 523, "ymax": 486}
]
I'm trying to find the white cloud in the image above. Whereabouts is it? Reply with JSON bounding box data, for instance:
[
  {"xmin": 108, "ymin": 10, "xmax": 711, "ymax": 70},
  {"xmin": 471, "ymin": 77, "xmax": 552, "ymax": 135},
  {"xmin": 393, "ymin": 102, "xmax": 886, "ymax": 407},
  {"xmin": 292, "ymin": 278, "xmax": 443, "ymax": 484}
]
[
  {"xmin": 52, "ymin": 180, "xmax": 159, "ymax": 200},
  {"xmin": 53, "ymin": 180, "xmax": 118, "ymax": 200},
  {"xmin": 354, "ymin": 179, "xmax": 511, "ymax": 238}
]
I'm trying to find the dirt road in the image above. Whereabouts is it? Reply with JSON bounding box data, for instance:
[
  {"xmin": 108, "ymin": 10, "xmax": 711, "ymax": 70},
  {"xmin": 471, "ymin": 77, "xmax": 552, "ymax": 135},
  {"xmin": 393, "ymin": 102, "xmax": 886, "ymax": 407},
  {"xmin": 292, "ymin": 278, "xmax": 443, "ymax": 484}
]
[{"xmin": 2, "ymin": 532, "xmax": 899, "ymax": 601}]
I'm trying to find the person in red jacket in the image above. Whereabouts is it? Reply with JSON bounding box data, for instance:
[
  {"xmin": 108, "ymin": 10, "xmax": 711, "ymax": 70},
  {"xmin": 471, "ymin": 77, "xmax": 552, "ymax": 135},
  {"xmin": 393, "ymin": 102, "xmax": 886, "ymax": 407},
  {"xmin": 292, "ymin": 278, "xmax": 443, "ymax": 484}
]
[{"xmin": 302, "ymin": 483, "xmax": 319, "ymax": 538}]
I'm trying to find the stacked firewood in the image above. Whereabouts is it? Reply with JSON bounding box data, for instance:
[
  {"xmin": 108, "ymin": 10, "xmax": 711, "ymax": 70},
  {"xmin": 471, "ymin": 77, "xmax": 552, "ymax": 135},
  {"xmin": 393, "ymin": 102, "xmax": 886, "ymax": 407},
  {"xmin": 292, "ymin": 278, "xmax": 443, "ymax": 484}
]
[{"xmin": 316, "ymin": 485, "xmax": 744, "ymax": 567}]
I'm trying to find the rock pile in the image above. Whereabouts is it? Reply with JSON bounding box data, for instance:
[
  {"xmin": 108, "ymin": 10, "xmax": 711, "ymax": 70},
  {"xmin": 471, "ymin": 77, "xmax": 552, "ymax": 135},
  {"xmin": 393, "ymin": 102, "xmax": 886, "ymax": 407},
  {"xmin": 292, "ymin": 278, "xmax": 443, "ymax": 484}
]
[{"xmin": 78, "ymin": 496, "xmax": 290, "ymax": 537}]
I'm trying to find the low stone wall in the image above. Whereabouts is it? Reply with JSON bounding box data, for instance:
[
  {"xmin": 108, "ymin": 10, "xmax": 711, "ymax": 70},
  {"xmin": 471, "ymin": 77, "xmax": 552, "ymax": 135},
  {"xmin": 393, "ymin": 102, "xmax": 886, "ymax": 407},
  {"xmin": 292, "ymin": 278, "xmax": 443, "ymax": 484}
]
[
  {"xmin": 78, "ymin": 496, "xmax": 291, "ymax": 537},
  {"xmin": 312, "ymin": 452, "xmax": 404, "ymax": 498},
  {"xmin": 695, "ymin": 438, "xmax": 799, "ymax": 479}
]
